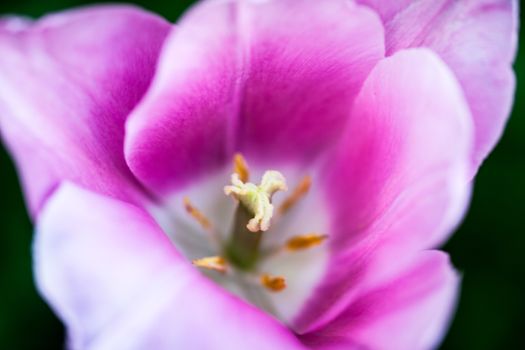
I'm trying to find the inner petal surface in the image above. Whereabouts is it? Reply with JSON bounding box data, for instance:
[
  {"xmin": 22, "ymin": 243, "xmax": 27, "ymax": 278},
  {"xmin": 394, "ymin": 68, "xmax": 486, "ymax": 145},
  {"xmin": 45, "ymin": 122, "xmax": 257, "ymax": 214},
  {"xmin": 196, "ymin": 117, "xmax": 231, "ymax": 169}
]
[{"xmin": 150, "ymin": 160, "xmax": 329, "ymax": 326}]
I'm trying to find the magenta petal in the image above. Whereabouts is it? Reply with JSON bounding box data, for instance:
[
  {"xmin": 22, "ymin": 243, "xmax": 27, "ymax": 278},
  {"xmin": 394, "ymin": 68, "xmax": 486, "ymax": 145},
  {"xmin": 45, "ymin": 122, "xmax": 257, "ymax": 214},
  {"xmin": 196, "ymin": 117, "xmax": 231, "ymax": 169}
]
[
  {"xmin": 236, "ymin": 0, "xmax": 384, "ymax": 163},
  {"xmin": 125, "ymin": 1, "xmax": 241, "ymax": 194},
  {"xmin": 294, "ymin": 49, "xmax": 472, "ymax": 332},
  {"xmin": 0, "ymin": 5, "xmax": 170, "ymax": 216},
  {"xmin": 35, "ymin": 183, "xmax": 304, "ymax": 349},
  {"xmin": 358, "ymin": 0, "xmax": 518, "ymax": 171},
  {"xmin": 300, "ymin": 252, "xmax": 459, "ymax": 350},
  {"xmin": 125, "ymin": 0, "xmax": 384, "ymax": 195}
]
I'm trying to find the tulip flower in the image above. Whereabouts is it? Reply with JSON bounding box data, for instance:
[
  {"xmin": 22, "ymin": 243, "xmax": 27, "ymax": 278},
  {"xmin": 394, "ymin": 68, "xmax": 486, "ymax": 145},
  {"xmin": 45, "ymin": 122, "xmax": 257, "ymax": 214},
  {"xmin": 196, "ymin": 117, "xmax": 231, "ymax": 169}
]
[{"xmin": 0, "ymin": 1, "xmax": 517, "ymax": 349}]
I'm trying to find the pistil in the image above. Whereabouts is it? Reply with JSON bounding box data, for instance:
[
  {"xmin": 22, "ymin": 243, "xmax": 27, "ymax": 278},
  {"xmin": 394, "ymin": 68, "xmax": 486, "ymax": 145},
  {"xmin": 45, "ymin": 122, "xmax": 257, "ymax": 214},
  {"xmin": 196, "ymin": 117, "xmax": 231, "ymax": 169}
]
[
  {"xmin": 224, "ymin": 170, "xmax": 287, "ymax": 232},
  {"xmin": 223, "ymin": 156, "xmax": 287, "ymax": 269},
  {"xmin": 225, "ymin": 203, "xmax": 262, "ymax": 270}
]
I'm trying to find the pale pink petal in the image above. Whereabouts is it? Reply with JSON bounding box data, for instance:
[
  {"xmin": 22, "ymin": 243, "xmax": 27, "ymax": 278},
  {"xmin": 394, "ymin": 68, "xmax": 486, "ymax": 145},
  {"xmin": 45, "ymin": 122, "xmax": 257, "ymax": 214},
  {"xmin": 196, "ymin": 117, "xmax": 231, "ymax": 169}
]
[
  {"xmin": 358, "ymin": 0, "xmax": 518, "ymax": 171},
  {"xmin": 300, "ymin": 252, "xmax": 459, "ymax": 350},
  {"xmin": 0, "ymin": 5, "xmax": 170, "ymax": 216},
  {"xmin": 35, "ymin": 183, "xmax": 304, "ymax": 350},
  {"xmin": 125, "ymin": 0, "xmax": 384, "ymax": 195},
  {"xmin": 294, "ymin": 49, "xmax": 472, "ymax": 332}
]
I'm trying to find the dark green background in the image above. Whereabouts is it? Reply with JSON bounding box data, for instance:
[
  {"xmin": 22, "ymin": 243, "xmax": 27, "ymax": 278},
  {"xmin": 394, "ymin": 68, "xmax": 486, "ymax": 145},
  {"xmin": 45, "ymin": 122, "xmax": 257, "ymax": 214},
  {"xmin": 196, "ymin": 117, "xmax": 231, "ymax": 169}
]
[{"xmin": 0, "ymin": 1, "xmax": 523, "ymax": 349}]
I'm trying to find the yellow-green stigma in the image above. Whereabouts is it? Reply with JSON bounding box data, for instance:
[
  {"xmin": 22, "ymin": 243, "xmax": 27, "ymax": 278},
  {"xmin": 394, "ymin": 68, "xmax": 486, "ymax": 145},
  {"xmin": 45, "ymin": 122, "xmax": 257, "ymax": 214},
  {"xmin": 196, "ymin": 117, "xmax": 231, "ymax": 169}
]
[{"xmin": 224, "ymin": 170, "xmax": 287, "ymax": 232}]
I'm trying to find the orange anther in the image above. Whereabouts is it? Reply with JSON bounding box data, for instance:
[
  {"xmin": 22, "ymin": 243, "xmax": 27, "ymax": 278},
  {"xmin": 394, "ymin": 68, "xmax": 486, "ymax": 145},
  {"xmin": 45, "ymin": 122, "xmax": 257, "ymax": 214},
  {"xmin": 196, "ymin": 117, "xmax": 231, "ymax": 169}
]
[
  {"xmin": 192, "ymin": 256, "xmax": 227, "ymax": 273},
  {"xmin": 183, "ymin": 197, "xmax": 211, "ymax": 230},
  {"xmin": 286, "ymin": 234, "xmax": 328, "ymax": 251},
  {"xmin": 278, "ymin": 176, "xmax": 312, "ymax": 215},
  {"xmin": 260, "ymin": 274, "xmax": 287, "ymax": 292},
  {"xmin": 233, "ymin": 153, "xmax": 250, "ymax": 183}
]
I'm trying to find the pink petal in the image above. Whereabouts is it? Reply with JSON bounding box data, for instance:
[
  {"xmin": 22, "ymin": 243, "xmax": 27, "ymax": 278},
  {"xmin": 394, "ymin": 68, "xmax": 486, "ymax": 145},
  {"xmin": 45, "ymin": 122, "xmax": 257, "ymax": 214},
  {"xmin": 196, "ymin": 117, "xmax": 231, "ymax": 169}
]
[
  {"xmin": 300, "ymin": 251, "xmax": 459, "ymax": 350},
  {"xmin": 294, "ymin": 49, "xmax": 472, "ymax": 332},
  {"xmin": 236, "ymin": 0, "xmax": 384, "ymax": 163},
  {"xmin": 358, "ymin": 0, "xmax": 518, "ymax": 172},
  {"xmin": 125, "ymin": 0, "xmax": 384, "ymax": 195},
  {"xmin": 0, "ymin": 5, "xmax": 170, "ymax": 216},
  {"xmin": 35, "ymin": 183, "xmax": 304, "ymax": 349}
]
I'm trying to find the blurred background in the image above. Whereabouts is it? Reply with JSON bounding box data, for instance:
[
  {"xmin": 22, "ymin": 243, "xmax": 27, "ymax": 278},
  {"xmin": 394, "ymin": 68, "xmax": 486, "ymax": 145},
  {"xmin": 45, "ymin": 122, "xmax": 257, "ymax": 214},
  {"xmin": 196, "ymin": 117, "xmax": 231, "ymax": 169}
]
[{"xmin": 0, "ymin": 1, "xmax": 523, "ymax": 349}]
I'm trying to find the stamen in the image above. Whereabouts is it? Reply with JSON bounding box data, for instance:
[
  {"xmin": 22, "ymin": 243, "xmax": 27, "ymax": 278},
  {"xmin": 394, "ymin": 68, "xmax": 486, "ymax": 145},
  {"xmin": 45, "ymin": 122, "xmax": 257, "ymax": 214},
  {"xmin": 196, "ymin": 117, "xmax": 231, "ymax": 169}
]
[
  {"xmin": 233, "ymin": 153, "xmax": 250, "ymax": 183},
  {"xmin": 192, "ymin": 256, "xmax": 227, "ymax": 273},
  {"xmin": 224, "ymin": 171, "xmax": 287, "ymax": 232},
  {"xmin": 260, "ymin": 274, "xmax": 287, "ymax": 292},
  {"xmin": 183, "ymin": 196, "xmax": 211, "ymax": 230},
  {"xmin": 278, "ymin": 175, "xmax": 312, "ymax": 215},
  {"xmin": 286, "ymin": 234, "xmax": 328, "ymax": 251}
]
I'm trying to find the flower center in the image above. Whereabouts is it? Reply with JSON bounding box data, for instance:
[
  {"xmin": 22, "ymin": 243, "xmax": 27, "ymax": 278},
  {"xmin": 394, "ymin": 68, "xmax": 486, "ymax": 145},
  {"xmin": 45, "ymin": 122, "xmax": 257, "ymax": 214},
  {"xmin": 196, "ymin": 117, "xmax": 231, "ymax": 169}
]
[{"xmin": 186, "ymin": 154, "xmax": 327, "ymax": 294}]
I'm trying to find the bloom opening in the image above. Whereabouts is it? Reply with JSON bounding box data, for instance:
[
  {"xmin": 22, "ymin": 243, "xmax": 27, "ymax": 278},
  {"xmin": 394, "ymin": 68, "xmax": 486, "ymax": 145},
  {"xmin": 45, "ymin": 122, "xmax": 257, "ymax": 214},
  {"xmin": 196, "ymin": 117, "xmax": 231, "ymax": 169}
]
[{"xmin": 185, "ymin": 154, "xmax": 327, "ymax": 301}]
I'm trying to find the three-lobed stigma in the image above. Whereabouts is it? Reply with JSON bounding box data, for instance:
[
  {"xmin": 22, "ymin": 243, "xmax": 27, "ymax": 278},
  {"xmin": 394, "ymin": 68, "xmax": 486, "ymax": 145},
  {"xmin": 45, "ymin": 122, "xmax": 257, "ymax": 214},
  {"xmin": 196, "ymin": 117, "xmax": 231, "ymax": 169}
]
[{"xmin": 224, "ymin": 170, "xmax": 287, "ymax": 232}]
